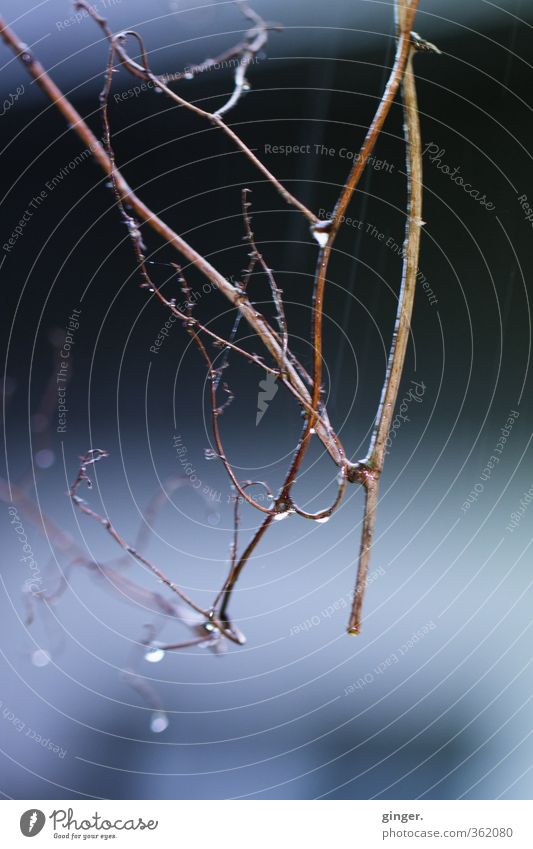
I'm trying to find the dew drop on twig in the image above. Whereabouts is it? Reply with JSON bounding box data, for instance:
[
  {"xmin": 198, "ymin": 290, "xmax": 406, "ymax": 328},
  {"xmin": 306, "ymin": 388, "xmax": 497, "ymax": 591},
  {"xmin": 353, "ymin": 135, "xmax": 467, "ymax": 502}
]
[
  {"xmin": 150, "ymin": 711, "xmax": 169, "ymax": 733},
  {"xmin": 273, "ymin": 509, "xmax": 293, "ymax": 522},
  {"xmin": 144, "ymin": 646, "xmax": 165, "ymax": 663},
  {"xmin": 315, "ymin": 515, "xmax": 330, "ymax": 524},
  {"xmin": 311, "ymin": 219, "xmax": 332, "ymax": 249},
  {"xmin": 312, "ymin": 230, "xmax": 329, "ymax": 248}
]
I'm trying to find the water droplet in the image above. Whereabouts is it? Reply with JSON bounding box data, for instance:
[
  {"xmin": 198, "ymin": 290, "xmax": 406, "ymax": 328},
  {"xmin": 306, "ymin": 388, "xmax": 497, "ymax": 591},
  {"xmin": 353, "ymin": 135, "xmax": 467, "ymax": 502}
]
[
  {"xmin": 204, "ymin": 448, "xmax": 217, "ymax": 461},
  {"xmin": 35, "ymin": 449, "xmax": 55, "ymax": 469},
  {"xmin": 150, "ymin": 711, "xmax": 169, "ymax": 733},
  {"xmin": 311, "ymin": 219, "xmax": 332, "ymax": 249},
  {"xmin": 315, "ymin": 515, "xmax": 330, "ymax": 524},
  {"xmin": 309, "ymin": 427, "xmax": 316, "ymax": 435},
  {"xmin": 207, "ymin": 511, "xmax": 220, "ymax": 526},
  {"xmin": 312, "ymin": 230, "xmax": 329, "ymax": 248},
  {"xmin": 203, "ymin": 622, "xmax": 216, "ymax": 633},
  {"xmin": 31, "ymin": 649, "xmax": 51, "ymax": 667},
  {"xmin": 242, "ymin": 81, "xmax": 251, "ymax": 91},
  {"xmin": 273, "ymin": 509, "xmax": 293, "ymax": 522},
  {"xmin": 184, "ymin": 71, "xmax": 194, "ymax": 81},
  {"xmin": 144, "ymin": 646, "xmax": 165, "ymax": 663}
]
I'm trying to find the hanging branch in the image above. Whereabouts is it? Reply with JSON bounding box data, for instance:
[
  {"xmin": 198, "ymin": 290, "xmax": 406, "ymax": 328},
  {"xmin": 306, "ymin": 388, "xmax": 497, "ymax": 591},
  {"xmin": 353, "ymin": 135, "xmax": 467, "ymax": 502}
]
[
  {"xmin": 0, "ymin": 0, "xmax": 433, "ymax": 644},
  {"xmin": 215, "ymin": 0, "xmax": 423, "ymax": 626},
  {"xmin": 75, "ymin": 0, "xmax": 315, "ymax": 224},
  {"xmin": 159, "ymin": 0, "xmax": 282, "ymax": 100},
  {"xmin": 214, "ymin": 1, "xmax": 282, "ymax": 117},
  {"xmin": 172, "ymin": 263, "xmax": 279, "ymax": 519},
  {"xmin": 68, "ymin": 449, "xmax": 244, "ymax": 643},
  {"xmin": 0, "ymin": 13, "xmax": 341, "ymax": 465},
  {"xmin": 241, "ymin": 188, "xmax": 289, "ymax": 365},
  {"xmin": 347, "ymin": 0, "xmax": 425, "ymax": 634},
  {"xmin": 215, "ymin": 189, "xmax": 313, "ymax": 394}
]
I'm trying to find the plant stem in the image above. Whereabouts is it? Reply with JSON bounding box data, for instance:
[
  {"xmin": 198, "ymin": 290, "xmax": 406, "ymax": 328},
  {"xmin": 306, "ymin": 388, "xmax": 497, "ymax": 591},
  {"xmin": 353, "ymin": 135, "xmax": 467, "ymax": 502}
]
[
  {"xmin": 0, "ymin": 15, "xmax": 340, "ymax": 466},
  {"xmin": 215, "ymin": 0, "xmax": 421, "ymax": 628},
  {"xmin": 347, "ymin": 0, "xmax": 424, "ymax": 635}
]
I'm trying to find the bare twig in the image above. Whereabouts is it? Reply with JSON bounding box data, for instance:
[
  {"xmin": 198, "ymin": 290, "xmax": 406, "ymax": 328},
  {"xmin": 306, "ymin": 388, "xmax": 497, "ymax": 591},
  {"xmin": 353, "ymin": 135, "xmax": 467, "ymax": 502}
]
[
  {"xmin": 75, "ymin": 1, "xmax": 316, "ymax": 223},
  {"xmin": 347, "ymin": 0, "xmax": 425, "ymax": 635},
  {"xmin": 216, "ymin": 0, "xmax": 422, "ymax": 627},
  {"xmin": 214, "ymin": 1, "xmax": 282, "ymax": 117},
  {"xmin": 1, "ymin": 0, "xmax": 429, "ymax": 646},
  {"xmin": 68, "ymin": 450, "xmax": 244, "ymax": 643},
  {"xmin": 174, "ymin": 264, "xmax": 278, "ymax": 518},
  {"xmin": 241, "ymin": 188, "xmax": 289, "ymax": 365},
  {"xmin": 0, "ymin": 15, "xmax": 341, "ymax": 465}
]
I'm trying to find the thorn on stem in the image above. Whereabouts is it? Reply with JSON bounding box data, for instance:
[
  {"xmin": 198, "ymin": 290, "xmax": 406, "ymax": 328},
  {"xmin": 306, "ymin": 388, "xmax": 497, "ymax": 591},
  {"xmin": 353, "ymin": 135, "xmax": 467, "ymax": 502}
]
[{"xmin": 410, "ymin": 31, "xmax": 441, "ymax": 55}]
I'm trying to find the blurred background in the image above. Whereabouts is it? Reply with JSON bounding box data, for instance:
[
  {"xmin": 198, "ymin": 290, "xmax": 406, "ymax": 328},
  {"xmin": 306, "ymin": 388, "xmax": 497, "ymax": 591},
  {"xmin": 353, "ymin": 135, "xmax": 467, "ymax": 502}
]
[{"xmin": 1, "ymin": 0, "xmax": 533, "ymax": 800}]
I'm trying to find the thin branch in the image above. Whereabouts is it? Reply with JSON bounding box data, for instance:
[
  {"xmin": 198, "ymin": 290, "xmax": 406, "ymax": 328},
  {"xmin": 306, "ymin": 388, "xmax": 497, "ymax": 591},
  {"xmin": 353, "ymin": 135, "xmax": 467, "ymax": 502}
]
[
  {"xmin": 214, "ymin": 1, "xmax": 281, "ymax": 117},
  {"xmin": 215, "ymin": 3, "xmax": 422, "ymax": 626},
  {"xmin": 265, "ymin": 0, "xmax": 421, "ymax": 513},
  {"xmin": 75, "ymin": 1, "xmax": 316, "ymax": 224},
  {"xmin": 212, "ymin": 480, "xmax": 271, "ymax": 612},
  {"xmin": 306, "ymin": 0, "xmax": 420, "ymax": 473},
  {"xmin": 0, "ymin": 15, "xmax": 342, "ymax": 465},
  {"xmin": 218, "ymin": 511, "xmax": 274, "ymax": 625},
  {"xmin": 174, "ymin": 265, "xmax": 278, "ymax": 517},
  {"xmin": 68, "ymin": 450, "xmax": 244, "ymax": 644},
  {"xmin": 1, "ymin": 0, "xmax": 429, "ymax": 643},
  {"xmin": 348, "ymin": 476, "xmax": 379, "ymax": 634},
  {"xmin": 241, "ymin": 188, "xmax": 289, "ymax": 365},
  {"xmin": 347, "ymin": 0, "xmax": 425, "ymax": 635}
]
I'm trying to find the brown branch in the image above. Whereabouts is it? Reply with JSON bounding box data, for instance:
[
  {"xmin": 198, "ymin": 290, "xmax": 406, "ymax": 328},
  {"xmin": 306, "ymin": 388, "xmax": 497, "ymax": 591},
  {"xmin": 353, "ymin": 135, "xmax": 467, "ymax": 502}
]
[
  {"xmin": 241, "ymin": 189, "xmax": 289, "ymax": 364},
  {"xmin": 215, "ymin": 2, "xmax": 422, "ymax": 627},
  {"xmin": 214, "ymin": 1, "xmax": 281, "ymax": 117},
  {"xmin": 1, "ymin": 0, "xmax": 429, "ymax": 643},
  {"xmin": 347, "ymin": 0, "xmax": 425, "ymax": 635},
  {"xmin": 307, "ymin": 0, "xmax": 419, "ymax": 465},
  {"xmin": 272, "ymin": 0, "xmax": 421, "ymax": 507},
  {"xmin": 218, "ymin": 511, "xmax": 274, "ymax": 625},
  {"xmin": 68, "ymin": 450, "xmax": 244, "ymax": 644},
  {"xmin": 0, "ymin": 15, "xmax": 341, "ymax": 465},
  {"xmin": 75, "ymin": 1, "xmax": 316, "ymax": 223},
  {"xmin": 174, "ymin": 265, "xmax": 277, "ymax": 519}
]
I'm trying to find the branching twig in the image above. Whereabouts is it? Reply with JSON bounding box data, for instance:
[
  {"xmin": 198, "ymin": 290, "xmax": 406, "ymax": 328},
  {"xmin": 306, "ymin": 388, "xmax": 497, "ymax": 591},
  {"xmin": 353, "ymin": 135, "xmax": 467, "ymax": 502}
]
[
  {"xmin": 0, "ymin": 14, "xmax": 341, "ymax": 465},
  {"xmin": 1, "ymin": 0, "xmax": 430, "ymax": 645},
  {"xmin": 214, "ymin": 1, "xmax": 282, "ymax": 117},
  {"xmin": 75, "ymin": 1, "xmax": 315, "ymax": 223},
  {"xmin": 241, "ymin": 188, "xmax": 289, "ymax": 366},
  {"xmin": 68, "ymin": 449, "xmax": 245, "ymax": 644}
]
